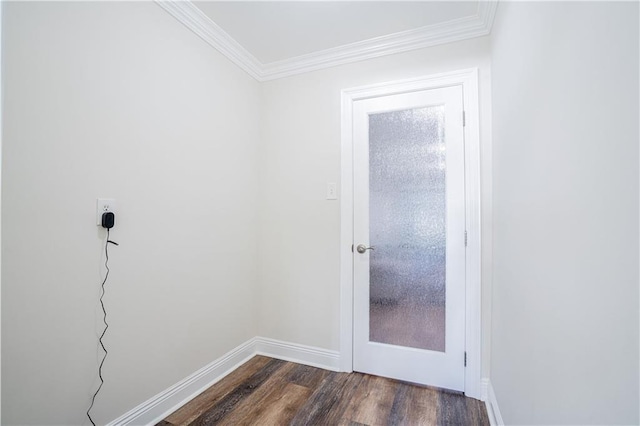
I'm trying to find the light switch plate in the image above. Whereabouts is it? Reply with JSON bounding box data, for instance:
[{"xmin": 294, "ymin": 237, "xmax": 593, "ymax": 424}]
[
  {"xmin": 96, "ymin": 198, "xmax": 116, "ymax": 225},
  {"xmin": 326, "ymin": 183, "xmax": 337, "ymax": 200}
]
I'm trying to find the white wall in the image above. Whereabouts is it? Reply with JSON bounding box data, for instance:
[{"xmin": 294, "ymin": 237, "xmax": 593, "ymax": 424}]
[
  {"xmin": 11, "ymin": 2, "xmax": 637, "ymax": 425},
  {"xmin": 490, "ymin": 2, "xmax": 639, "ymax": 424},
  {"xmin": 258, "ymin": 36, "xmax": 494, "ymax": 377},
  {"xmin": 2, "ymin": 2, "xmax": 261, "ymax": 424}
]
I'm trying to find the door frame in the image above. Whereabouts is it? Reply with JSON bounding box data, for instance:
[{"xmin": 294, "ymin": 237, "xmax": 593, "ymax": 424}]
[{"xmin": 339, "ymin": 68, "xmax": 482, "ymax": 399}]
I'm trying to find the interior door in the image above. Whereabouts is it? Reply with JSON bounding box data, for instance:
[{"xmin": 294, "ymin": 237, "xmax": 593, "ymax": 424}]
[{"xmin": 352, "ymin": 85, "xmax": 465, "ymax": 391}]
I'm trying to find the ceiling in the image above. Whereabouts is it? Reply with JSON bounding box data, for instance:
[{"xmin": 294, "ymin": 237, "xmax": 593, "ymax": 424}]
[
  {"xmin": 192, "ymin": 1, "xmax": 480, "ymax": 64},
  {"xmin": 156, "ymin": 1, "xmax": 497, "ymax": 81}
]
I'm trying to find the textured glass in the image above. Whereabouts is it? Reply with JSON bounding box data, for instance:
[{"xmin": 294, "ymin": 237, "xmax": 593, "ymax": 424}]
[{"xmin": 368, "ymin": 106, "xmax": 446, "ymax": 352}]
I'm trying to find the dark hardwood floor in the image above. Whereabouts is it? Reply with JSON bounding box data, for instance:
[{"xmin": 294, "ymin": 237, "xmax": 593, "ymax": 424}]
[{"xmin": 159, "ymin": 356, "xmax": 490, "ymax": 426}]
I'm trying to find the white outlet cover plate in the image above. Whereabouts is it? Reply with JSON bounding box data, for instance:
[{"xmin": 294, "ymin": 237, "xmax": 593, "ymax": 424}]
[{"xmin": 96, "ymin": 198, "xmax": 116, "ymax": 225}]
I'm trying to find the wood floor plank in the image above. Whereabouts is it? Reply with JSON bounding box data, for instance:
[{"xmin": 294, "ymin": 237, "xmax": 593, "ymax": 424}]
[
  {"xmin": 388, "ymin": 383, "xmax": 439, "ymax": 425},
  {"xmin": 463, "ymin": 394, "xmax": 491, "ymax": 426},
  {"xmin": 388, "ymin": 383, "xmax": 411, "ymax": 425},
  {"xmin": 339, "ymin": 374, "xmax": 399, "ymax": 426},
  {"xmin": 165, "ymin": 356, "xmax": 272, "ymax": 425},
  {"xmin": 187, "ymin": 358, "xmax": 286, "ymax": 426},
  {"xmin": 289, "ymin": 371, "xmax": 364, "ymax": 426},
  {"xmin": 437, "ymin": 389, "xmax": 488, "ymax": 426},
  {"xmin": 224, "ymin": 382, "xmax": 311, "ymax": 426},
  {"xmin": 214, "ymin": 362, "xmax": 299, "ymax": 426},
  {"xmin": 160, "ymin": 356, "xmax": 490, "ymax": 426},
  {"xmin": 285, "ymin": 362, "xmax": 330, "ymax": 389}
]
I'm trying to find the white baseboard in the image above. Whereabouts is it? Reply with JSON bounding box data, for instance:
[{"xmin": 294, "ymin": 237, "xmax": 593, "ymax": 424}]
[
  {"xmin": 485, "ymin": 380, "xmax": 504, "ymax": 426},
  {"xmin": 481, "ymin": 377, "xmax": 489, "ymax": 401},
  {"xmin": 106, "ymin": 338, "xmax": 257, "ymax": 426},
  {"xmin": 254, "ymin": 337, "xmax": 341, "ymax": 372},
  {"xmin": 106, "ymin": 337, "xmax": 340, "ymax": 425}
]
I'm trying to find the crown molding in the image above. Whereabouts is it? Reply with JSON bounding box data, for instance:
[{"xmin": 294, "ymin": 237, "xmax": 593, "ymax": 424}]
[
  {"xmin": 156, "ymin": 1, "xmax": 498, "ymax": 82},
  {"xmin": 155, "ymin": 0, "xmax": 263, "ymax": 80}
]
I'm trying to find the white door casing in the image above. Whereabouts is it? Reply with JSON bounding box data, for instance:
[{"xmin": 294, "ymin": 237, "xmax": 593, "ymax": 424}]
[
  {"xmin": 339, "ymin": 68, "xmax": 482, "ymax": 398},
  {"xmin": 352, "ymin": 86, "xmax": 465, "ymax": 390}
]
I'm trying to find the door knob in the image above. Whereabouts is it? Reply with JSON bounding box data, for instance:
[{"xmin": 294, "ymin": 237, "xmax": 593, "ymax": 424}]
[{"xmin": 356, "ymin": 244, "xmax": 375, "ymax": 254}]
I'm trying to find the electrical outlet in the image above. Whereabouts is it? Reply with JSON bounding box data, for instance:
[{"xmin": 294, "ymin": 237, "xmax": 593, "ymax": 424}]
[{"xmin": 96, "ymin": 199, "xmax": 116, "ymax": 225}]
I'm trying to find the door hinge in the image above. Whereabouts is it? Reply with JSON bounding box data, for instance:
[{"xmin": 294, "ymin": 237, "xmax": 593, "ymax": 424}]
[
  {"xmin": 464, "ymin": 352, "xmax": 467, "ymax": 367},
  {"xmin": 462, "ymin": 111, "xmax": 466, "ymax": 127},
  {"xmin": 464, "ymin": 231, "xmax": 468, "ymax": 247}
]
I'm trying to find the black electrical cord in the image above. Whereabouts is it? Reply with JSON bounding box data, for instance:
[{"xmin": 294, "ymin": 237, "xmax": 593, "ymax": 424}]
[{"xmin": 87, "ymin": 228, "xmax": 118, "ymax": 426}]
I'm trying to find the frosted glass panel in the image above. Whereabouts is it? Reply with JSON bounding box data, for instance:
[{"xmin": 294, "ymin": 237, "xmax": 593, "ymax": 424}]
[{"xmin": 368, "ymin": 106, "xmax": 446, "ymax": 352}]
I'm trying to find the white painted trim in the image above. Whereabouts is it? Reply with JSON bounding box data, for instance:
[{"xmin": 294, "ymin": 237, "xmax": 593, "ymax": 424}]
[
  {"xmin": 154, "ymin": 0, "xmax": 262, "ymax": 80},
  {"xmin": 254, "ymin": 337, "xmax": 341, "ymax": 372},
  {"xmin": 339, "ymin": 91, "xmax": 355, "ymax": 374},
  {"xmin": 485, "ymin": 380, "xmax": 505, "ymax": 426},
  {"xmin": 481, "ymin": 377, "xmax": 489, "ymax": 401},
  {"xmin": 260, "ymin": 2, "xmax": 498, "ymax": 81},
  {"xmin": 462, "ymin": 68, "xmax": 483, "ymax": 400},
  {"xmin": 340, "ymin": 68, "xmax": 483, "ymax": 397},
  {"xmin": 155, "ymin": 1, "xmax": 498, "ymax": 82},
  {"xmin": 106, "ymin": 338, "xmax": 257, "ymax": 426},
  {"xmin": 106, "ymin": 337, "xmax": 340, "ymax": 425},
  {"xmin": 0, "ymin": 1, "xmax": 4, "ymax": 421}
]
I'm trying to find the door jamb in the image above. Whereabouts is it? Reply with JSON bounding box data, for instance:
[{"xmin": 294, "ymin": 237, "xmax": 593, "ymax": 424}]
[{"xmin": 339, "ymin": 68, "xmax": 482, "ymax": 399}]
